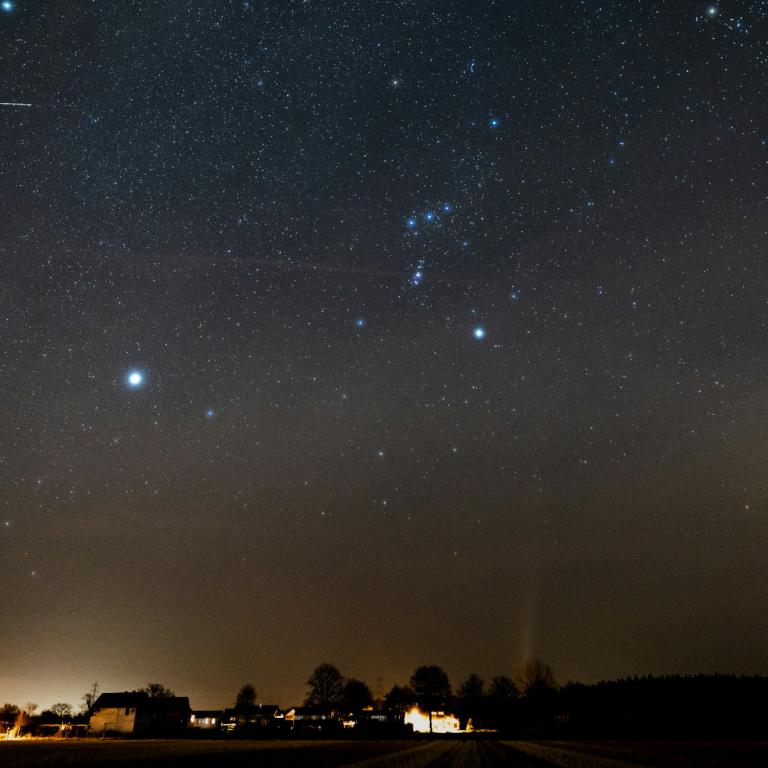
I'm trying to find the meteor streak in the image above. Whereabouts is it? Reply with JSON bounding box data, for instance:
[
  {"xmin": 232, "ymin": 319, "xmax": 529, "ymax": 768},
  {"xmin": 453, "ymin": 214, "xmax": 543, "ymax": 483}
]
[{"xmin": 0, "ymin": 102, "xmax": 32, "ymax": 107}]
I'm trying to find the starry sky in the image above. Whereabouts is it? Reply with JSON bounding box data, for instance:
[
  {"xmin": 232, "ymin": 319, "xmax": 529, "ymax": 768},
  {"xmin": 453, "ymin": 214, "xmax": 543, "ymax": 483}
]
[{"xmin": 2, "ymin": 1, "xmax": 768, "ymax": 710}]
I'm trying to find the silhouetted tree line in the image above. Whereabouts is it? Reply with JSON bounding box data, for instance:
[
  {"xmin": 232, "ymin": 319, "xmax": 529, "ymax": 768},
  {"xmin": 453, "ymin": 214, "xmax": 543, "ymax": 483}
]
[
  {"xmin": 460, "ymin": 668, "xmax": 768, "ymax": 738},
  {"xmin": 300, "ymin": 660, "xmax": 559, "ymax": 735},
  {"xmin": 5, "ymin": 668, "xmax": 768, "ymax": 739},
  {"xmin": 301, "ymin": 662, "xmax": 768, "ymax": 739},
  {"xmin": 560, "ymin": 674, "xmax": 768, "ymax": 739}
]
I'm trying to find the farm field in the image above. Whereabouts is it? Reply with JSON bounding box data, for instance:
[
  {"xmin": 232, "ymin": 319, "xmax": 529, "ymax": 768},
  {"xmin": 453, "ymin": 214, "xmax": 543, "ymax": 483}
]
[{"xmin": 1, "ymin": 739, "xmax": 767, "ymax": 767}]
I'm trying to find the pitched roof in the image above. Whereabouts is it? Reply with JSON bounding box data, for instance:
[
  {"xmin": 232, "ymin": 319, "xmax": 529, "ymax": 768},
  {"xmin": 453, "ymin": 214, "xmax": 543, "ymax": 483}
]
[
  {"xmin": 254, "ymin": 705, "xmax": 280, "ymax": 714},
  {"xmin": 92, "ymin": 692, "xmax": 190, "ymax": 714},
  {"xmin": 92, "ymin": 692, "xmax": 149, "ymax": 710},
  {"xmin": 150, "ymin": 696, "xmax": 191, "ymax": 713}
]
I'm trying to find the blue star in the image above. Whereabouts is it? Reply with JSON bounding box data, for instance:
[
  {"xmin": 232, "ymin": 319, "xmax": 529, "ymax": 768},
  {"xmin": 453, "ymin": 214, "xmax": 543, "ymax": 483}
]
[
  {"xmin": 1, "ymin": 1, "xmax": 13, "ymax": 11},
  {"xmin": 442, "ymin": 203, "xmax": 453, "ymax": 213},
  {"xmin": 489, "ymin": 117, "xmax": 500, "ymax": 128},
  {"xmin": 510, "ymin": 290, "xmax": 520, "ymax": 301},
  {"xmin": 355, "ymin": 317, "xmax": 366, "ymax": 328},
  {"xmin": 126, "ymin": 370, "xmax": 145, "ymax": 388},
  {"xmin": 706, "ymin": 5, "xmax": 718, "ymax": 17},
  {"xmin": 406, "ymin": 217, "xmax": 417, "ymax": 229},
  {"xmin": 473, "ymin": 326, "xmax": 486, "ymax": 340},
  {"xmin": 424, "ymin": 212, "xmax": 435, "ymax": 222},
  {"xmin": 206, "ymin": 409, "xmax": 216, "ymax": 419}
]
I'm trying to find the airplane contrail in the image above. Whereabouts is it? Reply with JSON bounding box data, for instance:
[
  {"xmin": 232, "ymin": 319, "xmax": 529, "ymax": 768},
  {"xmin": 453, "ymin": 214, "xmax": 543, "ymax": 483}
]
[{"xmin": 0, "ymin": 102, "xmax": 32, "ymax": 107}]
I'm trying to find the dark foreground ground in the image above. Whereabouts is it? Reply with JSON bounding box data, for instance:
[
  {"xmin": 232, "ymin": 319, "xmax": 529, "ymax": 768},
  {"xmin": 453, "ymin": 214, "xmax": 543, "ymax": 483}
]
[{"xmin": 2, "ymin": 739, "xmax": 768, "ymax": 767}]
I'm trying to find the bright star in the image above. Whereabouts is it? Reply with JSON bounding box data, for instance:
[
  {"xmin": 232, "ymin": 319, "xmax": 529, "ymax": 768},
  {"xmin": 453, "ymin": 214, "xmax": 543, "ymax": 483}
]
[
  {"xmin": 424, "ymin": 212, "xmax": 435, "ymax": 222},
  {"xmin": 355, "ymin": 317, "xmax": 366, "ymax": 328},
  {"xmin": 706, "ymin": 6, "xmax": 718, "ymax": 16},
  {"xmin": 489, "ymin": 117, "xmax": 500, "ymax": 128},
  {"xmin": 1, "ymin": 1, "xmax": 13, "ymax": 12},
  {"xmin": 473, "ymin": 326, "xmax": 486, "ymax": 340},
  {"xmin": 206, "ymin": 409, "xmax": 216, "ymax": 419},
  {"xmin": 442, "ymin": 203, "xmax": 453, "ymax": 213},
  {"xmin": 406, "ymin": 218, "xmax": 417, "ymax": 228},
  {"xmin": 127, "ymin": 370, "xmax": 144, "ymax": 388}
]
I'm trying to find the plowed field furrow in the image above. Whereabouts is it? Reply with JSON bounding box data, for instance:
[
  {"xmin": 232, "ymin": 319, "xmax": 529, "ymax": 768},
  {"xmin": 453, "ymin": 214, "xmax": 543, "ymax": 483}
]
[
  {"xmin": 520, "ymin": 740, "xmax": 768, "ymax": 768},
  {"xmin": 480, "ymin": 740, "xmax": 561, "ymax": 767},
  {"xmin": 343, "ymin": 741, "xmax": 457, "ymax": 768},
  {"xmin": 2, "ymin": 739, "xmax": 768, "ymax": 767},
  {"xmin": 501, "ymin": 740, "xmax": 648, "ymax": 767}
]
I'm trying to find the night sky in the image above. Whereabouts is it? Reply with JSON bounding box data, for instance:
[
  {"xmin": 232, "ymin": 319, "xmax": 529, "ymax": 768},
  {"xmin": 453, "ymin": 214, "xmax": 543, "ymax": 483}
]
[{"xmin": 2, "ymin": 1, "xmax": 768, "ymax": 711}]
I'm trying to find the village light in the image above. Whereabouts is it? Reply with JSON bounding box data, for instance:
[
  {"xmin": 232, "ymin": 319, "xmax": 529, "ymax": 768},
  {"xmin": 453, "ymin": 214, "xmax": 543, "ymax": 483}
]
[{"xmin": 403, "ymin": 706, "xmax": 462, "ymax": 734}]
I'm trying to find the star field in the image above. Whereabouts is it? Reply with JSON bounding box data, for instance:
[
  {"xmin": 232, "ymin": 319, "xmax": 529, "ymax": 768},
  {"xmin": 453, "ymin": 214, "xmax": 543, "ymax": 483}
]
[{"xmin": 1, "ymin": 1, "xmax": 768, "ymax": 709}]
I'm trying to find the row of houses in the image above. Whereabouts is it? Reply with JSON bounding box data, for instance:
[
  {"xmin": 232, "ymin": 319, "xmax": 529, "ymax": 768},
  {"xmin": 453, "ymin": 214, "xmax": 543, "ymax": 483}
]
[{"xmin": 88, "ymin": 692, "xmax": 404, "ymax": 737}]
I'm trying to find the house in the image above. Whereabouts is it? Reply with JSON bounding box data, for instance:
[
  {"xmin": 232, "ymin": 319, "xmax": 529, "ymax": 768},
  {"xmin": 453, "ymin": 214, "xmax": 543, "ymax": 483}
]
[
  {"xmin": 220, "ymin": 705, "xmax": 281, "ymax": 733},
  {"xmin": 249, "ymin": 705, "xmax": 281, "ymax": 728},
  {"xmin": 283, "ymin": 707, "xmax": 342, "ymax": 734},
  {"xmin": 189, "ymin": 710, "xmax": 223, "ymax": 730},
  {"xmin": 89, "ymin": 692, "xmax": 150, "ymax": 735},
  {"xmin": 147, "ymin": 696, "xmax": 192, "ymax": 734},
  {"xmin": 89, "ymin": 692, "xmax": 191, "ymax": 736},
  {"xmin": 404, "ymin": 706, "xmax": 463, "ymax": 734}
]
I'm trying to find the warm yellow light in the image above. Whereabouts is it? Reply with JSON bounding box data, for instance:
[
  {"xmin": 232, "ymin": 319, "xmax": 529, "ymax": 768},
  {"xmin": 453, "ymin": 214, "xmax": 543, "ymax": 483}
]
[{"xmin": 404, "ymin": 706, "xmax": 462, "ymax": 734}]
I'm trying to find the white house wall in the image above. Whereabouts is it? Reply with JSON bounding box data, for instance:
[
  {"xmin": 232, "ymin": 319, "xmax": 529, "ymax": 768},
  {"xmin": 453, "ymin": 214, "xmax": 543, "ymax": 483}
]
[{"xmin": 90, "ymin": 707, "xmax": 139, "ymax": 734}]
